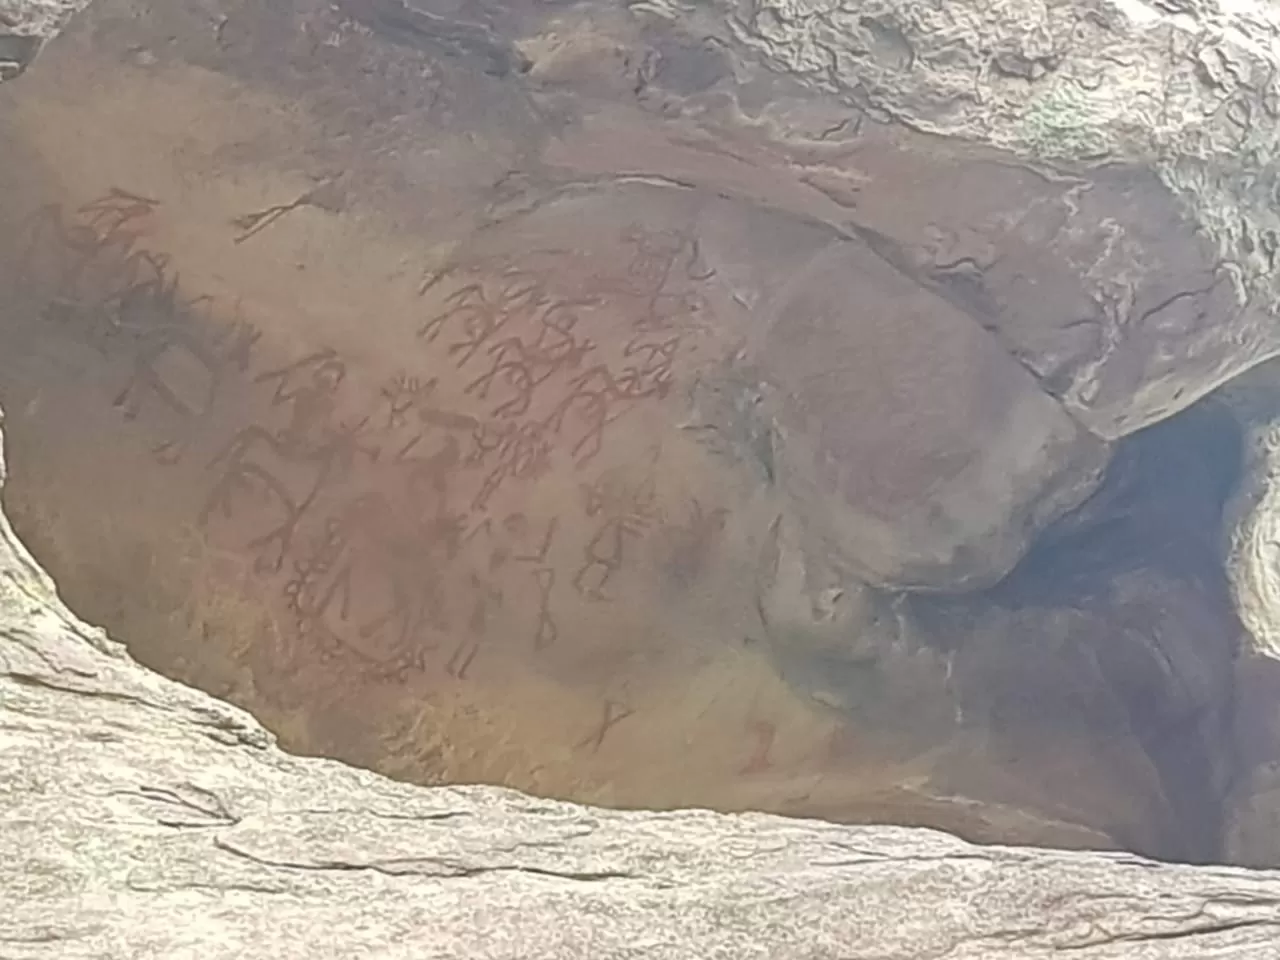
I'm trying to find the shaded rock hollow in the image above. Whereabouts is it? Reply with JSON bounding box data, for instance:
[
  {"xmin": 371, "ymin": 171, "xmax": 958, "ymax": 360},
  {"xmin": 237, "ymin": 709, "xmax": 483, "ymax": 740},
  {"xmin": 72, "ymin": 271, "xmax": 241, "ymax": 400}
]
[
  {"xmin": 5, "ymin": 414, "xmax": 1280, "ymax": 957},
  {"xmin": 2, "ymin": 0, "xmax": 1280, "ymax": 872}
]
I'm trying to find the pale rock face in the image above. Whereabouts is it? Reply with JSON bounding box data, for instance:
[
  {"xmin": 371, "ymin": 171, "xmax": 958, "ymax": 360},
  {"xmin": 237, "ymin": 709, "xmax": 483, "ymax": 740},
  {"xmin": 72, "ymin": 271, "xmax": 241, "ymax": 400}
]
[
  {"xmin": 1219, "ymin": 362, "xmax": 1280, "ymax": 662},
  {"xmin": 4, "ymin": 0, "xmax": 1280, "ymax": 880},
  {"xmin": 1217, "ymin": 365, "xmax": 1280, "ymax": 865},
  {"xmin": 1226, "ymin": 419, "xmax": 1280, "ymax": 660},
  {"xmin": 0, "ymin": 0, "xmax": 91, "ymax": 77}
]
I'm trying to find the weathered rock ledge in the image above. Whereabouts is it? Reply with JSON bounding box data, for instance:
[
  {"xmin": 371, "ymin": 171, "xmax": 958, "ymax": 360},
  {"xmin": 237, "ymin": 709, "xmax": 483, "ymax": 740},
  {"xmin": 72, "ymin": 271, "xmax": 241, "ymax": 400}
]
[
  {"xmin": 3, "ymin": 413, "xmax": 1280, "ymax": 958},
  {"xmin": 0, "ymin": 0, "xmax": 91, "ymax": 79}
]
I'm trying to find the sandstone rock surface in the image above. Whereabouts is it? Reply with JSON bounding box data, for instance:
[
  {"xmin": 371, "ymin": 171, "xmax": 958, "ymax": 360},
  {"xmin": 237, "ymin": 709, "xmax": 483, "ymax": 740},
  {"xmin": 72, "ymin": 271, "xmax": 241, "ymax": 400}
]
[
  {"xmin": 4, "ymin": 408, "xmax": 1280, "ymax": 959},
  {"xmin": 1214, "ymin": 365, "xmax": 1280, "ymax": 868},
  {"xmin": 3, "ymin": 0, "xmax": 1280, "ymax": 878}
]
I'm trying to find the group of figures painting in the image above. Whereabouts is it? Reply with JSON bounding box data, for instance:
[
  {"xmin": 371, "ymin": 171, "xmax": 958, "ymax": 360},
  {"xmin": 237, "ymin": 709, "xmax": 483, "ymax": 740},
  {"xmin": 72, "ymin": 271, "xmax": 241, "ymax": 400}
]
[{"xmin": 12, "ymin": 187, "xmax": 732, "ymax": 695}]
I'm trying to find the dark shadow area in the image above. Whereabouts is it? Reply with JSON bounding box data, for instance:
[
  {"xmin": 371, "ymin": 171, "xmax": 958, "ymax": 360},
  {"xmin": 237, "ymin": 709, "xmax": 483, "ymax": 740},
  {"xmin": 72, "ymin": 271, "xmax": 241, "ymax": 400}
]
[
  {"xmin": 909, "ymin": 395, "xmax": 1246, "ymax": 863},
  {"xmin": 993, "ymin": 396, "xmax": 1244, "ymax": 606}
]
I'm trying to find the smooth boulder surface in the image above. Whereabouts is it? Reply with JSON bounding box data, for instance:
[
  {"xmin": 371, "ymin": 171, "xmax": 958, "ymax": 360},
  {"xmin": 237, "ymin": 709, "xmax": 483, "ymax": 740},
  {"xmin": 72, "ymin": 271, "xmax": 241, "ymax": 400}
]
[
  {"xmin": 3, "ymin": 408, "xmax": 1280, "ymax": 958},
  {"xmin": 1215, "ymin": 362, "xmax": 1280, "ymax": 868}
]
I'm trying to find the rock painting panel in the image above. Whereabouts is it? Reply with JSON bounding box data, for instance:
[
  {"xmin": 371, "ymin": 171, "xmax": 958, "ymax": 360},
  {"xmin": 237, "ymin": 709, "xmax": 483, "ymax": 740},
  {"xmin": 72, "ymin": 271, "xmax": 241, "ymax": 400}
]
[
  {"xmin": 1, "ymin": 186, "xmax": 988, "ymax": 842},
  {"xmin": 15, "ymin": 190, "xmax": 262, "ymax": 465},
  {"xmin": 6, "ymin": 189, "xmax": 736, "ymax": 704}
]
